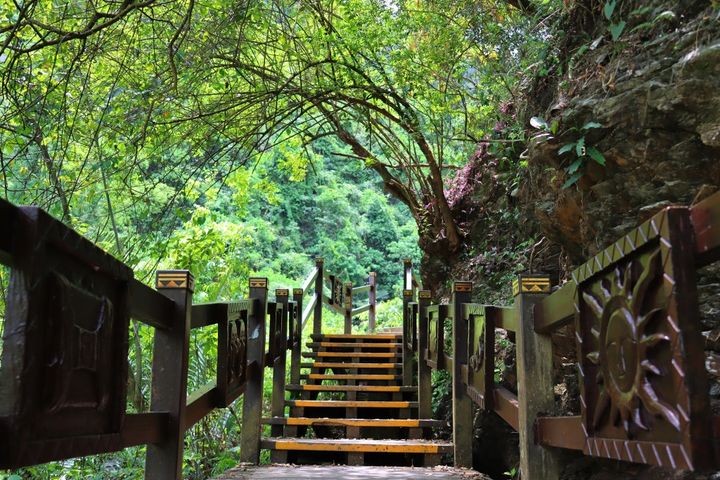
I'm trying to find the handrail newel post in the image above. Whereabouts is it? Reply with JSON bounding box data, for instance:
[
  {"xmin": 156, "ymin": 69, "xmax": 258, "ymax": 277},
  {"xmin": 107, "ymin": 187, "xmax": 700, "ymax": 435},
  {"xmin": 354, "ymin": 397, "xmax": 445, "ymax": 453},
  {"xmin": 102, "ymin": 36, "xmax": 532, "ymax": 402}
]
[
  {"xmin": 240, "ymin": 277, "xmax": 269, "ymax": 464},
  {"xmin": 513, "ymin": 274, "xmax": 560, "ymax": 479},
  {"xmin": 145, "ymin": 270, "xmax": 194, "ymax": 480},
  {"xmin": 313, "ymin": 258, "xmax": 324, "ymax": 335},
  {"xmin": 417, "ymin": 290, "xmax": 432, "ymax": 438},
  {"xmin": 451, "ymin": 280, "xmax": 473, "ymax": 468},
  {"xmin": 270, "ymin": 289, "xmax": 290, "ymax": 462},
  {"xmin": 402, "ymin": 259, "xmax": 414, "ymax": 387},
  {"xmin": 368, "ymin": 272, "xmax": 377, "ymax": 333},
  {"xmin": 344, "ymin": 281, "xmax": 353, "ymax": 334}
]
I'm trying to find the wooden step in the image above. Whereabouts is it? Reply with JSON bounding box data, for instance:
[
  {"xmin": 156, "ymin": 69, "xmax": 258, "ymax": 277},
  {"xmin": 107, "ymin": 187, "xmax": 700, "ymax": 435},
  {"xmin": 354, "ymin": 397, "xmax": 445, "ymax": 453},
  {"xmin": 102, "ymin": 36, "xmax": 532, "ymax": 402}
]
[
  {"xmin": 262, "ymin": 417, "xmax": 444, "ymax": 428},
  {"xmin": 300, "ymin": 373, "xmax": 401, "ymax": 381},
  {"xmin": 286, "ymin": 384, "xmax": 414, "ymax": 393},
  {"xmin": 308, "ymin": 342, "xmax": 402, "ymax": 349},
  {"xmin": 304, "ymin": 352, "xmax": 401, "ymax": 359},
  {"xmin": 302, "ymin": 362, "xmax": 401, "ymax": 369},
  {"xmin": 261, "ymin": 438, "xmax": 453, "ymax": 454},
  {"xmin": 286, "ymin": 400, "xmax": 417, "ymax": 408},
  {"xmin": 311, "ymin": 334, "xmax": 402, "ymax": 341}
]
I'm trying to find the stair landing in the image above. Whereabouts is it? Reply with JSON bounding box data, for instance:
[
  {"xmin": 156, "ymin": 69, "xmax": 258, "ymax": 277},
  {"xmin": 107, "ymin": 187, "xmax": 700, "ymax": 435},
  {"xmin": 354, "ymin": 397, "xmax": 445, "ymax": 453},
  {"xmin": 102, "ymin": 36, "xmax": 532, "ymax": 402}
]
[{"xmin": 216, "ymin": 465, "xmax": 488, "ymax": 479}]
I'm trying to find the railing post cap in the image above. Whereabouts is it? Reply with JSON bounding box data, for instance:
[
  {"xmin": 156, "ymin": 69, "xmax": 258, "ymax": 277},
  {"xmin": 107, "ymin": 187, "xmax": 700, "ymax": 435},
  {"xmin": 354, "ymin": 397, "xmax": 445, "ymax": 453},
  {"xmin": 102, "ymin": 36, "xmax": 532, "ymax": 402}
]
[
  {"xmin": 315, "ymin": 257, "xmax": 324, "ymax": 264},
  {"xmin": 293, "ymin": 288, "xmax": 304, "ymax": 296},
  {"xmin": 276, "ymin": 288, "xmax": 289, "ymax": 297},
  {"xmin": 512, "ymin": 274, "xmax": 551, "ymax": 297},
  {"xmin": 369, "ymin": 271, "xmax": 377, "ymax": 276},
  {"xmin": 156, "ymin": 270, "xmax": 195, "ymax": 292},
  {"xmin": 403, "ymin": 258, "xmax": 412, "ymax": 266},
  {"xmin": 249, "ymin": 277, "xmax": 268, "ymax": 289},
  {"xmin": 403, "ymin": 289, "xmax": 414, "ymax": 297},
  {"xmin": 453, "ymin": 281, "xmax": 472, "ymax": 293},
  {"xmin": 418, "ymin": 290, "xmax": 432, "ymax": 299}
]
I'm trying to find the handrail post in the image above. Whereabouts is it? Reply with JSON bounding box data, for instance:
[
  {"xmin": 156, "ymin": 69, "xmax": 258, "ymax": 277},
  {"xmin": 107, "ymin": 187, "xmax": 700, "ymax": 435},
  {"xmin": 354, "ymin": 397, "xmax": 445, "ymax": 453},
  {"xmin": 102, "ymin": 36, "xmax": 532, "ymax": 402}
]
[
  {"xmin": 417, "ymin": 290, "xmax": 432, "ymax": 435},
  {"xmin": 240, "ymin": 277, "xmax": 269, "ymax": 464},
  {"xmin": 402, "ymin": 259, "xmax": 414, "ymax": 387},
  {"xmin": 313, "ymin": 258, "xmax": 323, "ymax": 335},
  {"xmin": 290, "ymin": 288, "xmax": 304, "ymax": 386},
  {"xmin": 451, "ymin": 280, "xmax": 473, "ymax": 468},
  {"xmin": 271, "ymin": 289, "xmax": 290, "ymax": 462},
  {"xmin": 513, "ymin": 274, "xmax": 560, "ymax": 479},
  {"xmin": 343, "ymin": 281, "xmax": 353, "ymax": 334},
  {"xmin": 145, "ymin": 270, "xmax": 193, "ymax": 480},
  {"xmin": 368, "ymin": 272, "xmax": 377, "ymax": 333}
]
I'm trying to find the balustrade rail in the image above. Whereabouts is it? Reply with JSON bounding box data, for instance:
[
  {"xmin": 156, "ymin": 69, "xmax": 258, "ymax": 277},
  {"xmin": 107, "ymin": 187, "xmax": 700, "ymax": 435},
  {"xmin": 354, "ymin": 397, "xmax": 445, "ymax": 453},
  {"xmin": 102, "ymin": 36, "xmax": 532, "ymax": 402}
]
[
  {"xmin": 405, "ymin": 191, "xmax": 720, "ymax": 478},
  {"xmin": 0, "ymin": 199, "xmax": 381, "ymax": 479}
]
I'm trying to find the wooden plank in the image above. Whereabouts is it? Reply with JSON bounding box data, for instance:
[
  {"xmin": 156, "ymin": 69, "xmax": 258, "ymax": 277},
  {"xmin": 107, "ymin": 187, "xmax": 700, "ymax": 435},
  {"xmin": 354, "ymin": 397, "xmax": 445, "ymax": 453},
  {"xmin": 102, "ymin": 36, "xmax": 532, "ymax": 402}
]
[
  {"xmin": 491, "ymin": 306, "xmax": 518, "ymax": 333},
  {"xmin": 122, "ymin": 412, "xmax": 169, "ymax": 448},
  {"xmin": 535, "ymin": 416, "xmax": 584, "ymax": 451},
  {"xmin": 287, "ymin": 400, "xmax": 417, "ymax": 408},
  {"xmin": 184, "ymin": 383, "xmax": 220, "ymax": 431},
  {"xmin": 301, "ymin": 267, "xmax": 319, "ymax": 294},
  {"xmin": 417, "ymin": 291, "xmax": 432, "ymax": 434},
  {"xmin": 301, "ymin": 293, "xmax": 317, "ymax": 331},
  {"xmin": 513, "ymin": 274, "xmax": 562, "ymax": 479},
  {"xmin": 261, "ymin": 438, "xmax": 452, "ymax": 454},
  {"xmin": 533, "ymin": 281, "xmax": 576, "ymax": 334},
  {"xmin": 302, "ymin": 362, "xmax": 401, "ymax": 369},
  {"xmin": 311, "ymin": 334, "xmax": 402, "ymax": 340},
  {"xmin": 300, "ymin": 373, "xmax": 401, "ymax": 381},
  {"xmin": 493, "ymin": 387, "xmax": 519, "ymax": 431},
  {"xmin": 262, "ymin": 417, "xmax": 443, "ymax": 428},
  {"xmin": 690, "ymin": 190, "xmax": 720, "ymax": 266},
  {"xmin": 351, "ymin": 304, "xmax": 371, "ymax": 316},
  {"xmin": 145, "ymin": 270, "xmax": 193, "ymax": 479},
  {"xmin": 128, "ymin": 279, "xmax": 174, "ymax": 330},
  {"xmin": 285, "ymin": 384, "xmax": 413, "ymax": 393},
  {"xmin": 352, "ymin": 285, "xmax": 371, "ymax": 295},
  {"xmin": 304, "ymin": 352, "xmax": 401, "ymax": 358},
  {"xmin": 307, "ymin": 342, "xmax": 401, "ymax": 348}
]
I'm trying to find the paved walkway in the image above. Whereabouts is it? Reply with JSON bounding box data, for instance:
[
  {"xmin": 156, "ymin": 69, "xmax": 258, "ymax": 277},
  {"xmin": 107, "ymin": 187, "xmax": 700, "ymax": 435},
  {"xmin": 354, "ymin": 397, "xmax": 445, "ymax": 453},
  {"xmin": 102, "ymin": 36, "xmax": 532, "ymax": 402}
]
[{"xmin": 216, "ymin": 465, "xmax": 490, "ymax": 479}]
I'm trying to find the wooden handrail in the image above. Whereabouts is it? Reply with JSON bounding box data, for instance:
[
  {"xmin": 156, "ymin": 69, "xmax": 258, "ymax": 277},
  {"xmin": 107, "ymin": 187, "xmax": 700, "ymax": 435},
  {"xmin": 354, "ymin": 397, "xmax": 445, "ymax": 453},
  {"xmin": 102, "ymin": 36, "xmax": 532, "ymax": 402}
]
[{"xmin": 300, "ymin": 267, "xmax": 319, "ymax": 294}]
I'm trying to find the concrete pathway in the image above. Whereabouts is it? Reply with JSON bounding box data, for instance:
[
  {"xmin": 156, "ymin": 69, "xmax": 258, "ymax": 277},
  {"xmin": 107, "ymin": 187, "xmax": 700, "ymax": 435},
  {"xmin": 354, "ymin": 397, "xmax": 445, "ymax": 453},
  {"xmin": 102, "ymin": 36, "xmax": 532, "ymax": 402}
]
[{"xmin": 216, "ymin": 465, "xmax": 490, "ymax": 479}]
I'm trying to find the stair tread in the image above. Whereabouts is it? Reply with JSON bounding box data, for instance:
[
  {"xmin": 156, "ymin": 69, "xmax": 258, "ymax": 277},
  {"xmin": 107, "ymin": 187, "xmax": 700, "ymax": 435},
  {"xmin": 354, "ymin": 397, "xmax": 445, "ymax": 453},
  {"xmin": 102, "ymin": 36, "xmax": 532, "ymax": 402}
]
[
  {"xmin": 262, "ymin": 417, "xmax": 443, "ymax": 427},
  {"xmin": 261, "ymin": 437, "xmax": 453, "ymax": 454},
  {"xmin": 286, "ymin": 384, "xmax": 414, "ymax": 392},
  {"xmin": 302, "ymin": 362, "xmax": 401, "ymax": 369},
  {"xmin": 287, "ymin": 400, "xmax": 417, "ymax": 408},
  {"xmin": 301, "ymin": 373, "xmax": 401, "ymax": 380},
  {"xmin": 308, "ymin": 342, "xmax": 402, "ymax": 348},
  {"xmin": 311, "ymin": 334, "xmax": 402, "ymax": 340},
  {"xmin": 304, "ymin": 352, "xmax": 401, "ymax": 358}
]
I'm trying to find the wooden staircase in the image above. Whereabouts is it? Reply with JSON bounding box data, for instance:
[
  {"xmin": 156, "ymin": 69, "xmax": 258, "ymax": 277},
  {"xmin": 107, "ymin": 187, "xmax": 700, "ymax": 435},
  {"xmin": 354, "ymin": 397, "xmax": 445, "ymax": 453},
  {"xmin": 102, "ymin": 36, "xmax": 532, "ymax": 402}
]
[{"xmin": 261, "ymin": 333, "xmax": 452, "ymax": 466}]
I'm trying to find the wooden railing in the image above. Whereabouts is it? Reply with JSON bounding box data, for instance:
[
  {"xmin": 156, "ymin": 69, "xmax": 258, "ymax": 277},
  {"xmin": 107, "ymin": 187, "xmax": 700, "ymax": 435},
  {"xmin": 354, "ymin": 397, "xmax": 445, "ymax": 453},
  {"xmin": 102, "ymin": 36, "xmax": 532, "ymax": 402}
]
[
  {"xmin": 406, "ymin": 191, "xmax": 720, "ymax": 477},
  {"xmin": 0, "ymin": 199, "xmax": 299, "ymax": 478}
]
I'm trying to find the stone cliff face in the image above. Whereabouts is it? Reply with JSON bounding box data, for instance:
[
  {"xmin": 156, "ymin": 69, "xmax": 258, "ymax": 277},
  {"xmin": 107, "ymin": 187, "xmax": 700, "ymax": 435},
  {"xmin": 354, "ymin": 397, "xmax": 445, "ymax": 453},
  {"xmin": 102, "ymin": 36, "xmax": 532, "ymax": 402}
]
[
  {"xmin": 521, "ymin": 2, "xmax": 720, "ymax": 263},
  {"xmin": 434, "ymin": 2, "xmax": 720, "ymax": 478}
]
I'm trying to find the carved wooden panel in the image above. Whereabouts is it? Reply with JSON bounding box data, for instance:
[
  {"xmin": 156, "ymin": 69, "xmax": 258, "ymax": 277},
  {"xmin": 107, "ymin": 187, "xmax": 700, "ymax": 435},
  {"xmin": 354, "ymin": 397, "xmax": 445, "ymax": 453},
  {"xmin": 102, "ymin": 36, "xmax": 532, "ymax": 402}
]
[
  {"xmin": 575, "ymin": 207, "xmax": 711, "ymax": 470},
  {"xmin": 265, "ymin": 302, "xmax": 285, "ymax": 364},
  {"xmin": 217, "ymin": 301, "xmax": 251, "ymax": 406},
  {"xmin": 426, "ymin": 305, "xmax": 448, "ymax": 370},
  {"xmin": 329, "ymin": 275, "xmax": 343, "ymax": 305},
  {"xmin": 465, "ymin": 304, "xmax": 494, "ymax": 410},
  {"xmin": 404, "ymin": 302, "xmax": 418, "ymax": 352},
  {"xmin": 0, "ymin": 206, "xmax": 131, "ymax": 467}
]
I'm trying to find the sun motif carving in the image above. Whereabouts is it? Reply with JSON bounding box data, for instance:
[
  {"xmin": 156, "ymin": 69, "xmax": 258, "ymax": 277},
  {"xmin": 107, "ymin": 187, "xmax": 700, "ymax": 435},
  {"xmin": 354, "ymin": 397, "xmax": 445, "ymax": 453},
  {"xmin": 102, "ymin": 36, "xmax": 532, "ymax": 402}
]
[{"xmin": 583, "ymin": 249, "xmax": 680, "ymax": 435}]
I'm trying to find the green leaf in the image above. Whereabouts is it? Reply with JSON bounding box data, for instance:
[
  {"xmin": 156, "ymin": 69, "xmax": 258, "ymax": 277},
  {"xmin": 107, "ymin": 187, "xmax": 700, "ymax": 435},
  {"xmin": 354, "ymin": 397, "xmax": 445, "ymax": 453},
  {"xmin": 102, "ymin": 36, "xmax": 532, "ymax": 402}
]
[
  {"xmin": 558, "ymin": 142, "xmax": 575, "ymax": 155},
  {"xmin": 530, "ymin": 116, "xmax": 548, "ymax": 130},
  {"xmin": 562, "ymin": 172, "xmax": 583, "ymax": 189},
  {"xmin": 604, "ymin": 0, "xmax": 617, "ymax": 20},
  {"xmin": 609, "ymin": 21, "xmax": 626, "ymax": 41},
  {"xmin": 582, "ymin": 121, "xmax": 602, "ymax": 130},
  {"xmin": 586, "ymin": 146, "xmax": 606, "ymax": 165},
  {"xmin": 575, "ymin": 136, "xmax": 586, "ymax": 157},
  {"xmin": 550, "ymin": 120, "xmax": 560, "ymax": 135},
  {"xmin": 567, "ymin": 158, "xmax": 583, "ymax": 174}
]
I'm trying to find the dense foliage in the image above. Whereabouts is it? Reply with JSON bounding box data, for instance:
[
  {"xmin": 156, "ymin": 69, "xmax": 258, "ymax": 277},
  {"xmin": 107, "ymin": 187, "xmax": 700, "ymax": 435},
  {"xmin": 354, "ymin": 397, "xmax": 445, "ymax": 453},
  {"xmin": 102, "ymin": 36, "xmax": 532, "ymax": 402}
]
[{"xmin": 0, "ymin": 0, "xmax": 567, "ymax": 477}]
